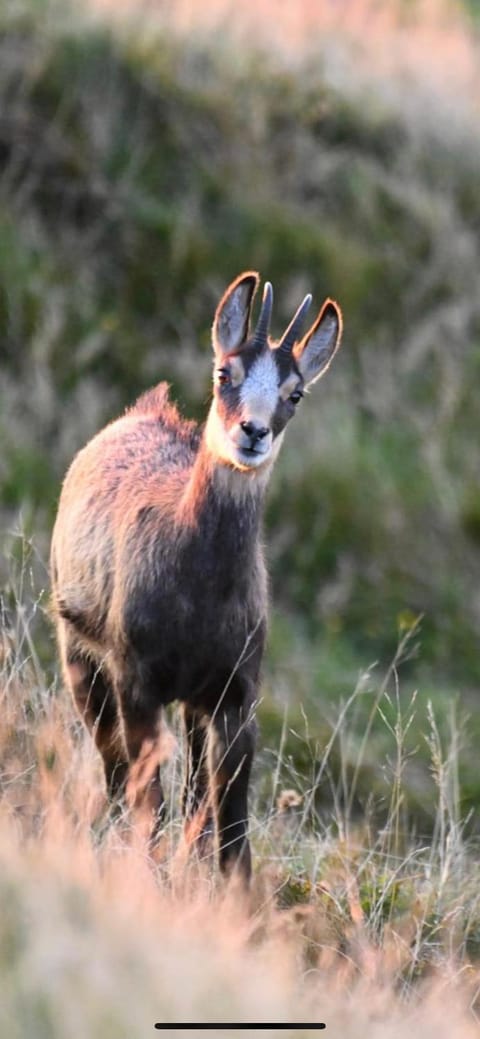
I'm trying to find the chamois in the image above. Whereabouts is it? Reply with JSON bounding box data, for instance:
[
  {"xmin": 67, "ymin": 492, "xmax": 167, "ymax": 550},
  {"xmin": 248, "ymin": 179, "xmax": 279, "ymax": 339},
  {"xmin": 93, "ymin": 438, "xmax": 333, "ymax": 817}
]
[{"xmin": 50, "ymin": 272, "xmax": 342, "ymax": 881}]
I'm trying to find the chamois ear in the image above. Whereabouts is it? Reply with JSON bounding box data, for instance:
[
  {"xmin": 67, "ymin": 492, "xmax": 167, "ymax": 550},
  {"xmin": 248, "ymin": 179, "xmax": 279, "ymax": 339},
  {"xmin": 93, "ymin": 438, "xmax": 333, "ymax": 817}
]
[
  {"xmin": 212, "ymin": 271, "xmax": 260, "ymax": 357},
  {"xmin": 294, "ymin": 299, "xmax": 342, "ymax": 387}
]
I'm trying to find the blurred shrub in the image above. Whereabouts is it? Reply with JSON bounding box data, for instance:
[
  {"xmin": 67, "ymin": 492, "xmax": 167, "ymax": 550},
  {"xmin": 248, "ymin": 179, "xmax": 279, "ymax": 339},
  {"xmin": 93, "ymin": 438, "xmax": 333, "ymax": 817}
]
[{"xmin": 0, "ymin": 0, "xmax": 479, "ymax": 691}]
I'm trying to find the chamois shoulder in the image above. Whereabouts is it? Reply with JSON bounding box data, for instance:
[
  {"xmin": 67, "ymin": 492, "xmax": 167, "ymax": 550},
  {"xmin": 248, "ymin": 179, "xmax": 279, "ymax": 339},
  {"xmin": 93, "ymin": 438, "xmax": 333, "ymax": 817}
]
[
  {"xmin": 126, "ymin": 380, "xmax": 199, "ymax": 448},
  {"xmin": 128, "ymin": 382, "xmax": 197, "ymax": 442}
]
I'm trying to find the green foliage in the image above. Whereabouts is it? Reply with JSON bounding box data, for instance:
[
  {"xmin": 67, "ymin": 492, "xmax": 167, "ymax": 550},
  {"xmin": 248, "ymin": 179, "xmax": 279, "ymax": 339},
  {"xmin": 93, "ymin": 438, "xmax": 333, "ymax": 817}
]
[{"xmin": 1, "ymin": 1, "xmax": 480, "ymax": 814}]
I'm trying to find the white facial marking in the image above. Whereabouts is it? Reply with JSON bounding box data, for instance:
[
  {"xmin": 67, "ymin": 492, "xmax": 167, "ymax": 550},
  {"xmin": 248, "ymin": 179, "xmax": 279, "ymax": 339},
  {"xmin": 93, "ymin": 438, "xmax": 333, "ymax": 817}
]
[
  {"xmin": 240, "ymin": 351, "xmax": 279, "ymax": 425},
  {"xmin": 205, "ymin": 406, "xmax": 232, "ymax": 462},
  {"xmin": 279, "ymin": 373, "xmax": 301, "ymax": 401},
  {"xmin": 228, "ymin": 355, "xmax": 245, "ymax": 388},
  {"xmin": 205, "ymin": 406, "xmax": 274, "ymax": 474}
]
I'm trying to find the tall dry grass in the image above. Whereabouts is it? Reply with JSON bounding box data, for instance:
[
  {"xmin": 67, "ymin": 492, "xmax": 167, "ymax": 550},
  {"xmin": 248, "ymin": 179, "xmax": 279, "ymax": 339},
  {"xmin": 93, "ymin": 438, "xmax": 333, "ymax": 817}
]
[{"xmin": 2, "ymin": 550, "xmax": 480, "ymax": 1036}]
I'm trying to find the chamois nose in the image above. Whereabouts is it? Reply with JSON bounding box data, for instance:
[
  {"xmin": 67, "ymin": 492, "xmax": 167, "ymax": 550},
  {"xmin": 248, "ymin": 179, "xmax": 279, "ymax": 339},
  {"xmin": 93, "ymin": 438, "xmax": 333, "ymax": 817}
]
[{"xmin": 240, "ymin": 421, "xmax": 270, "ymax": 442}]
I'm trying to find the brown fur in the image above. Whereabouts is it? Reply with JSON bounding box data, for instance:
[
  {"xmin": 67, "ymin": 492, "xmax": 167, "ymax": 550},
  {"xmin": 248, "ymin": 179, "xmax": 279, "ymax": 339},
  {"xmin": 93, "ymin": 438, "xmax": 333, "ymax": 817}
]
[{"xmin": 50, "ymin": 272, "xmax": 342, "ymax": 882}]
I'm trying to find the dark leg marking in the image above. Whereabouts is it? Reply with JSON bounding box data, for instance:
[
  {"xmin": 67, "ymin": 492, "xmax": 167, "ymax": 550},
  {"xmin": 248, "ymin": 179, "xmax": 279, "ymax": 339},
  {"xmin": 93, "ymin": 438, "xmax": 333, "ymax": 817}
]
[
  {"xmin": 117, "ymin": 689, "xmax": 166, "ymax": 844},
  {"xmin": 64, "ymin": 649, "xmax": 128, "ymax": 800},
  {"xmin": 208, "ymin": 704, "xmax": 256, "ymax": 881},
  {"xmin": 181, "ymin": 705, "xmax": 213, "ymax": 854}
]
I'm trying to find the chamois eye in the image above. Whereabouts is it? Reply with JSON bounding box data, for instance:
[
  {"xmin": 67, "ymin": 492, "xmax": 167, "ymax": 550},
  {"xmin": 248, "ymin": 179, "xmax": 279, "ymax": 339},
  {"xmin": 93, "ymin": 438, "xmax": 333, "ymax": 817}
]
[
  {"xmin": 216, "ymin": 368, "xmax": 230, "ymax": 386},
  {"xmin": 289, "ymin": 389, "xmax": 303, "ymax": 405}
]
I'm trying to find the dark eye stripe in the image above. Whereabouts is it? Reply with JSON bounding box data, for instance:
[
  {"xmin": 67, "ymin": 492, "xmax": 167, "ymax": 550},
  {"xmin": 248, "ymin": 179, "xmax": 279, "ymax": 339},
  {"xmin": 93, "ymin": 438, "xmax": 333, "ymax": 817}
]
[{"xmin": 216, "ymin": 368, "xmax": 230, "ymax": 386}]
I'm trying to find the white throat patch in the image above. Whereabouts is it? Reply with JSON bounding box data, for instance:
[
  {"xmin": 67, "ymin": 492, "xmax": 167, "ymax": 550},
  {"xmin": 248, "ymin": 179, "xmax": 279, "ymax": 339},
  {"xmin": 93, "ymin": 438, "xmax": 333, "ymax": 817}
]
[{"xmin": 240, "ymin": 351, "xmax": 279, "ymax": 425}]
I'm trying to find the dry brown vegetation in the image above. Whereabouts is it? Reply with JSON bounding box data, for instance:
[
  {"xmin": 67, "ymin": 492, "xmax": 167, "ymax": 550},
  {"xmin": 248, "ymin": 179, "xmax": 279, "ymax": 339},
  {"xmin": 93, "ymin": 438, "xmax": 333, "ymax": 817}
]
[{"xmin": 2, "ymin": 558, "xmax": 480, "ymax": 1036}]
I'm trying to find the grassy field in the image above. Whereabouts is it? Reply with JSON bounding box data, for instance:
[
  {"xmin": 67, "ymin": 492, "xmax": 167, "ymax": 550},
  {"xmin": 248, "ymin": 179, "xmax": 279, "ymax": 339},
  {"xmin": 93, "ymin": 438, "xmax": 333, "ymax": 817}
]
[
  {"xmin": 2, "ymin": 565, "xmax": 480, "ymax": 1036},
  {"xmin": 1, "ymin": 0, "xmax": 480, "ymax": 1032}
]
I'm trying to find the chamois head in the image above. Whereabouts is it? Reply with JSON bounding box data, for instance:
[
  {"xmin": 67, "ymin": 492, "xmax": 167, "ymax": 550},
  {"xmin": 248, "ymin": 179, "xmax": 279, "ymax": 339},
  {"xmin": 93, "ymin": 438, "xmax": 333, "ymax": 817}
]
[{"xmin": 205, "ymin": 271, "xmax": 343, "ymax": 472}]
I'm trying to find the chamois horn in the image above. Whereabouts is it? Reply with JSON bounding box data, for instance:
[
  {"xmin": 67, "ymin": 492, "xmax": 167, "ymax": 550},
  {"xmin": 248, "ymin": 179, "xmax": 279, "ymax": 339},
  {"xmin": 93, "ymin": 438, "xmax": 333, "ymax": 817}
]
[
  {"xmin": 277, "ymin": 293, "xmax": 313, "ymax": 355},
  {"xmin": 252, "ymin": 281, "xmax": 273, "ymax": 346}
]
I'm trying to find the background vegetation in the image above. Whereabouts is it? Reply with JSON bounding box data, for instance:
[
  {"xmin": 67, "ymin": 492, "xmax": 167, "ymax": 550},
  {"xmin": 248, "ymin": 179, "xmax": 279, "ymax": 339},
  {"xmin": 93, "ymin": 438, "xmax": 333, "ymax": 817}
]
[
  {"xmin": 1, "ymin": 0, "xmax": 480, "ymax": 819},
  {"xmin": 1, "ymin": 0, "xmax": 480, "ymax": 1030}
]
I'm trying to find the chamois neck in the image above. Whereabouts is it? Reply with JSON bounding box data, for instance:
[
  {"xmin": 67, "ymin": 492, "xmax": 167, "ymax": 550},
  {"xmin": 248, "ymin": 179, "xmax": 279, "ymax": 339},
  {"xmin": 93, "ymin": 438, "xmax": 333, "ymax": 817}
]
[{"xmin": 178, "ymin": 427, "xmax": 271, "ymax": 530}]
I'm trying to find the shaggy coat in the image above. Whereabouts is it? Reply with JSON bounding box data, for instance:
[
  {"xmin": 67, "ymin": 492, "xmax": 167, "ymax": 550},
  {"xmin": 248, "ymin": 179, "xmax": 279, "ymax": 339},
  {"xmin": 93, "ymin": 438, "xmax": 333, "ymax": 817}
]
[{"xmin": 51, "ymin": 271, "xmax": 342, "ymax": 880}]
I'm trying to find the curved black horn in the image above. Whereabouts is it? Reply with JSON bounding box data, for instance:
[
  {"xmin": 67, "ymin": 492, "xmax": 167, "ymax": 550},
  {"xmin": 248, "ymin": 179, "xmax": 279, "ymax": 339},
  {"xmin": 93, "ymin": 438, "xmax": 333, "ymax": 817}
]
[
  {"xmin": 277, "ymin": 293, "xmax": 313, "ymax": 355},
  {"xmin": 252, "ymin": 281, "xmax": 273, "ymax": 347}
]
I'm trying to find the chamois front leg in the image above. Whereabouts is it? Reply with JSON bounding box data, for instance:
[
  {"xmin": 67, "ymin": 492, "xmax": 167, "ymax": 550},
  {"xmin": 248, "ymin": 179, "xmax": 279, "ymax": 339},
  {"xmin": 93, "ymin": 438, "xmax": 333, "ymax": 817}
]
[
  {"xmin": 59, "ymin": 622, "xmax": 128, "ymax": 801},
  {"xmin": 182, "ymin": 706, "xmax": 214, "ymax": 855},
  {"xmin": 208, "ymin": 703, "xmax": 257, "ymax": 882},
  {"xmin": 116, "ymin": 682, "xmax": 166, "ymax": 845}
]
